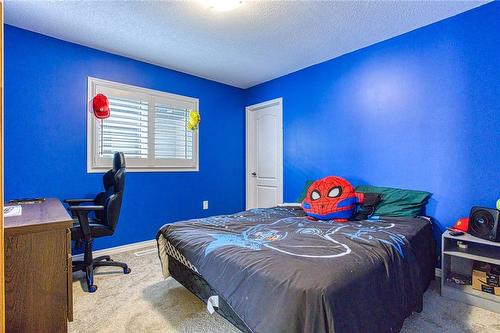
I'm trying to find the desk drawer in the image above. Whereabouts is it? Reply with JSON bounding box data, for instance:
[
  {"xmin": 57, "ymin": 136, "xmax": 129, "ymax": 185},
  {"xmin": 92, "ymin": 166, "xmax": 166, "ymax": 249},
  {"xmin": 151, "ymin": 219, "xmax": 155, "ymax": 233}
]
[{"xmin": 6, "ymin": 228, "xmax": 69, "ymax": 333}]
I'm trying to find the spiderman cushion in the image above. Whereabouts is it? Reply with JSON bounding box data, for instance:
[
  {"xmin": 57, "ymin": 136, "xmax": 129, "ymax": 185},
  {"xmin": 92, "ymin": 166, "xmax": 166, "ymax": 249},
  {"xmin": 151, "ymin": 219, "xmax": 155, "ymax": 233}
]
[{"xmin": 302, "ymin": 176, "xmax": 364, "ymax": 221}]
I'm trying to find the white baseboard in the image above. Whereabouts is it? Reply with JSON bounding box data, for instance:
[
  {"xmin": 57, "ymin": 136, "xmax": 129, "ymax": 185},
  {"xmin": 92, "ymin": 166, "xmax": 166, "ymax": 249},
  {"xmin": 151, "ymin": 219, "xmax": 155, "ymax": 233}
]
[{"xmin": 72, "ymin": 239, "xmax": 156, "ymax": 261}]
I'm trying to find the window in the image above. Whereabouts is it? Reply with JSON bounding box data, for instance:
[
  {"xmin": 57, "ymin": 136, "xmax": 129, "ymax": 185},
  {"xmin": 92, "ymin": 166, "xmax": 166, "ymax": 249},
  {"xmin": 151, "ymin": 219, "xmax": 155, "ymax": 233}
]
[{"xmin": 87, "ymin": 77, "xmax": 199, "ymax": 172}]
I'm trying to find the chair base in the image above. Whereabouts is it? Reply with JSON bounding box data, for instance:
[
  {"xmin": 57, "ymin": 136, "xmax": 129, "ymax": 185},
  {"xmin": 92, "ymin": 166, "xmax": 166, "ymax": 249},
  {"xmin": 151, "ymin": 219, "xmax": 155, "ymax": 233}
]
[{"xmin": 73, "ymin": 247, "xmax": 131, "ymax": 293}]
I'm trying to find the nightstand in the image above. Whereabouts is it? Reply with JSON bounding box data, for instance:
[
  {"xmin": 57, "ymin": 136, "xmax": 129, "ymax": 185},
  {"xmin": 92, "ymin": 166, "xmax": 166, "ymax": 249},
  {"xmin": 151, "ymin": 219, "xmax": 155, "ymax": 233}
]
[{"xmin": 441, "ymin": 230, "xmax": 500, "ymax": 313}]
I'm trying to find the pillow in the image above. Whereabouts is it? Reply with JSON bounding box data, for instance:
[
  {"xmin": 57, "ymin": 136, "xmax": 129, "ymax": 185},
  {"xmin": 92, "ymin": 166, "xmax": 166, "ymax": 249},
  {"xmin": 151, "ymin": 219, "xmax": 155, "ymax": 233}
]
[
  {"xmin": 355, "ymin": 185, "xmax": 431, "ymax": 217},
  {"xmin": 351, "ymin": 193, "xmax": 381, "ymax": 221},
  {"xmin": 302, "ymin": 176, "xmax": 362, "ymax": 221},
  {"xmin": 296, "ymin": 180, "xmax": 314, "ymax": 202}
]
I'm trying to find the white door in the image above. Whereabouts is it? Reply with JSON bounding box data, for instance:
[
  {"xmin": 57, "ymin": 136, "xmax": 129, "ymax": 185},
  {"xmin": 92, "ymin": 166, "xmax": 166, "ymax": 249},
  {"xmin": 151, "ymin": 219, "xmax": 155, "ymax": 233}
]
[{"xmin": 246, "ymin": 98, "xmax": 283, "ymax": 209}]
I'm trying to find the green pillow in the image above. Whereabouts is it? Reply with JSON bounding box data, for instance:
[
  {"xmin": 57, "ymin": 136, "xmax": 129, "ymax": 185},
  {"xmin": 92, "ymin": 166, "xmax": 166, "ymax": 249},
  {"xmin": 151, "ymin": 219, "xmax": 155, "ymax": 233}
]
[
  {"xmin": 296, "ymin": 180, "xmax": 314, "ymax": 202},
  {"xmin": 355, "ymin": 185, "xmax": 431, "ymax": 217}
]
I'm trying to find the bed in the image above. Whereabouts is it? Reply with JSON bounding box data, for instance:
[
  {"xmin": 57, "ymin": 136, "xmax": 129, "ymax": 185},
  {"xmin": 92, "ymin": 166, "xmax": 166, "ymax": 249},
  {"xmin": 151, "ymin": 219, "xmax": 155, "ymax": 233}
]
[{"xmin": 156, "ymin": 206, "xmax": 435, "ymax": 333}]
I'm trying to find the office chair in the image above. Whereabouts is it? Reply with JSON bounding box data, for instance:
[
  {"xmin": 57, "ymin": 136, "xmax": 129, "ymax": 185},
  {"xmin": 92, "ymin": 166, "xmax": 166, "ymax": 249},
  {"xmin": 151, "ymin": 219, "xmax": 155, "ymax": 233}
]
[{"xmin": 65, "ymin": 152, "xmax": 130, "ymax": 292}]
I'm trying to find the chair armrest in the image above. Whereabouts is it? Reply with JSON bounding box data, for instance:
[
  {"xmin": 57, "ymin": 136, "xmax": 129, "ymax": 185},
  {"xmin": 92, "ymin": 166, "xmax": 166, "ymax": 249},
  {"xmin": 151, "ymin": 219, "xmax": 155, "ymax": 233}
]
[
  {"xmin": 69, "ymin": 205, "xmax": 104, "ymax": 212},
  {"xmin": 70, "ymin": 205, "xmax": 105, "ymax": 241},
  {"xmin": 64, "ymin": 198, "xmax": 96, "ymax": 204}
]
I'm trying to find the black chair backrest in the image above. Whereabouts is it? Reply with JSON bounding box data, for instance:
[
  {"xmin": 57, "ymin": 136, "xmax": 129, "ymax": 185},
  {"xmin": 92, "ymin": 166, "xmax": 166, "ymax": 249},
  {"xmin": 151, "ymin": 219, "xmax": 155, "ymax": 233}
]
[
  {"xmin": 100, "ymin": 152, "xmax": 126, "ymax": 231},
  {"xmin": 103, "ymin": 151, "xmax": 126, "ymax": 192}
]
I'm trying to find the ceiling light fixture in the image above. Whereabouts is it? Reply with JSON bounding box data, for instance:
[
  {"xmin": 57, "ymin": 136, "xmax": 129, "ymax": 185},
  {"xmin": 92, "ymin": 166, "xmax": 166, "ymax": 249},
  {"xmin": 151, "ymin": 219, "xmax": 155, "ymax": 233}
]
[{"xmin": 201, "ymin": 0, "xmax": 243, "ymax": 12}]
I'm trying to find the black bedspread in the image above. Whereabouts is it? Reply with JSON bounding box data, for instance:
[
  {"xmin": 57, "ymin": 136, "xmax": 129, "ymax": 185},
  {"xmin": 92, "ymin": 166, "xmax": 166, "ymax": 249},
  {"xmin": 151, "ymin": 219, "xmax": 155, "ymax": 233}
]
[{"xmin": 157, "ymin": 207, "xmax": 434, "ymax": 333}]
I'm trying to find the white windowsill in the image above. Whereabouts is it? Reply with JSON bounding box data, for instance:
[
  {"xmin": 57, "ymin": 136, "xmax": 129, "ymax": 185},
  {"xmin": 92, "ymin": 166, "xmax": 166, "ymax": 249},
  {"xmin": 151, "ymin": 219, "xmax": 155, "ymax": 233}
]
[{"xmin": 87, "ymin": 166, "xmax": 199, "ymax": 173}]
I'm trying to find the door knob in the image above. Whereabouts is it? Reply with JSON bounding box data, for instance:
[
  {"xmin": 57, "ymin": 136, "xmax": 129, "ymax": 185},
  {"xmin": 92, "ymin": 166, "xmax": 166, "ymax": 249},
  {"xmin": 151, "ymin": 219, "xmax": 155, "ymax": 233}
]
[{"xmin": 251, "ymin": 172, "xmax": 257, "ymax": 177}]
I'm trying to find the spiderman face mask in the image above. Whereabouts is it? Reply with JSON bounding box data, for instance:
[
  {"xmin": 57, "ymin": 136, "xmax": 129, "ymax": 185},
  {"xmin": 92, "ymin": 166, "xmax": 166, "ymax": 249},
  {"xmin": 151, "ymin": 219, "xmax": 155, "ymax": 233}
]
[{"xmin": 302, "ymin": 176, "xmax": 364, "ymax": 221}]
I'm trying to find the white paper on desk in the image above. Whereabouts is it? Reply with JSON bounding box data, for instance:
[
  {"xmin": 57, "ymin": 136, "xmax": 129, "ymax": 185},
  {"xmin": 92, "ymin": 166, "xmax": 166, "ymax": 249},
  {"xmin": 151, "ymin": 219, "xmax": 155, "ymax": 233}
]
[{"xmin": 4, "ymin": 205, "xmax": 22, "ymax": 217}]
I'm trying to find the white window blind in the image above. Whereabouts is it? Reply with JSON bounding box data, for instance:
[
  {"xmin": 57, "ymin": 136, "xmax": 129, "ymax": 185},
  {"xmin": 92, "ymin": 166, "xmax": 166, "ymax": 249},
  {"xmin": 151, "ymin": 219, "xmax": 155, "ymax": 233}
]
[
  {"xmin": 154, "ymin": 104, "xmax": 193, "ymax": 160},
  {"xmin": 88, "ymin": 77, "xmax": 199, "ymax": 172},
  {"xmin": 99, "ymin": 96, "xmax": 149, "ymax": 159}
]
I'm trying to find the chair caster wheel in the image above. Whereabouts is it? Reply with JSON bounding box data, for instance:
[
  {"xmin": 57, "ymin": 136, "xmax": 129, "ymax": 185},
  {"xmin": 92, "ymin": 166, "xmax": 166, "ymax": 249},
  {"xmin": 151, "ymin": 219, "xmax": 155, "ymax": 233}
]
[
  {"xmin": 89, "ymin": 285, "xmax": 98, "ymax": 293},
  {"xmin": 124, "ymin": 267, "xmax": 131, "ymax": 274}
]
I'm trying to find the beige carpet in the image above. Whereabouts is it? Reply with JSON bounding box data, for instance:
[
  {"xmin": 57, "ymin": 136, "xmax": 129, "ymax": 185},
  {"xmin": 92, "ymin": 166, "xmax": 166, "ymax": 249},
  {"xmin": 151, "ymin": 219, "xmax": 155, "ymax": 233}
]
[{"xmin": 70, "ymin": 247, "xmax": 500, "ymax": 333}]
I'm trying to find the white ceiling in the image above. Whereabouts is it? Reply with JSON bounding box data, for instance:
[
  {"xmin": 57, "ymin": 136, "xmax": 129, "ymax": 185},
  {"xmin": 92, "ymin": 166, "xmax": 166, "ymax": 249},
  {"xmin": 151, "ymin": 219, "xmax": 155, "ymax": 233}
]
[{"xmin": 5, "ymin": 1, "xmax": 489, "ymax": 88}]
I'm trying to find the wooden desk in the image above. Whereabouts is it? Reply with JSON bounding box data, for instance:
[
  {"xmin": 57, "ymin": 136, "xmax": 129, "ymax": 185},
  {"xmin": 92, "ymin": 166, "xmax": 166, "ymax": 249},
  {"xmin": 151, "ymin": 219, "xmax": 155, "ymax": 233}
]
[{"xmin": 4, "ymin": 198, "xmax": 73, "ymax": 333}]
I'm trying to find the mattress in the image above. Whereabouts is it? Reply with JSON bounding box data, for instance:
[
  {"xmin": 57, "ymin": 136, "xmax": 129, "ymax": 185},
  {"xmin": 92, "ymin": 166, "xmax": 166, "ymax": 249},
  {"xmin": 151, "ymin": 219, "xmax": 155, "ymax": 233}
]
[{"xmin": 157, "ymin": 207, "xmax": 435, "ymax": 333}]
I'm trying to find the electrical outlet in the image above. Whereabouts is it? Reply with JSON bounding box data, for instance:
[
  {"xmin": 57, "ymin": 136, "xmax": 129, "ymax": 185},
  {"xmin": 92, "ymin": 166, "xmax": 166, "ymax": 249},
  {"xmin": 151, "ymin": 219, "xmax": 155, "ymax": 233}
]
[{"xmin": 203, "ymin": 200, "xmax": 209, "ymax": 210}]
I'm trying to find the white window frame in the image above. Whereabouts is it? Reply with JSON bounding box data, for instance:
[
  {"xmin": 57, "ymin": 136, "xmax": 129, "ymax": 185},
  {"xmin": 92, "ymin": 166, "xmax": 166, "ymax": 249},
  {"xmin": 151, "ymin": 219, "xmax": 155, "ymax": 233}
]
[{"xmin": 87, "ymin": 77, "xmax": 199, "ymax": 173}]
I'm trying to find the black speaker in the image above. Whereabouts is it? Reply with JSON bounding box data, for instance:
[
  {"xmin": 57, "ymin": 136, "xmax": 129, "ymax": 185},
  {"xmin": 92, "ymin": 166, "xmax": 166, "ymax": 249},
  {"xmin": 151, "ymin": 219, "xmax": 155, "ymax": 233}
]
[{"xmin": 468, "ymin": 206, "xmax": 500, "ymax": 242}]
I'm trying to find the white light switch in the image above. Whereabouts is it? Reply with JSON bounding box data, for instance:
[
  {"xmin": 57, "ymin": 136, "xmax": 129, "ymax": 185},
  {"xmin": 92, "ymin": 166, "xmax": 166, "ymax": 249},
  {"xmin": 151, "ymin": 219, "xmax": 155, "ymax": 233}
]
[{"xmin": 203, "ymin": 200, "xmax": 209, "ymax": 210}]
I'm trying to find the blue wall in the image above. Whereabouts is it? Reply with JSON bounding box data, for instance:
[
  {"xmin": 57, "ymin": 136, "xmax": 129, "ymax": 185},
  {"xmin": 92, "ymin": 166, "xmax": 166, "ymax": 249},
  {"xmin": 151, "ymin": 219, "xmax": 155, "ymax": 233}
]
[
  {"xmin": 5, "ymin": 25, "xmax": 246, "ymax": 251},
  {"xmin": 244, "ymin": 3, "xmax": 500, "ymax": 238},
  {"xmin": 5, "ymin": 3, "xmax": 500, "ymax": 252}
]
